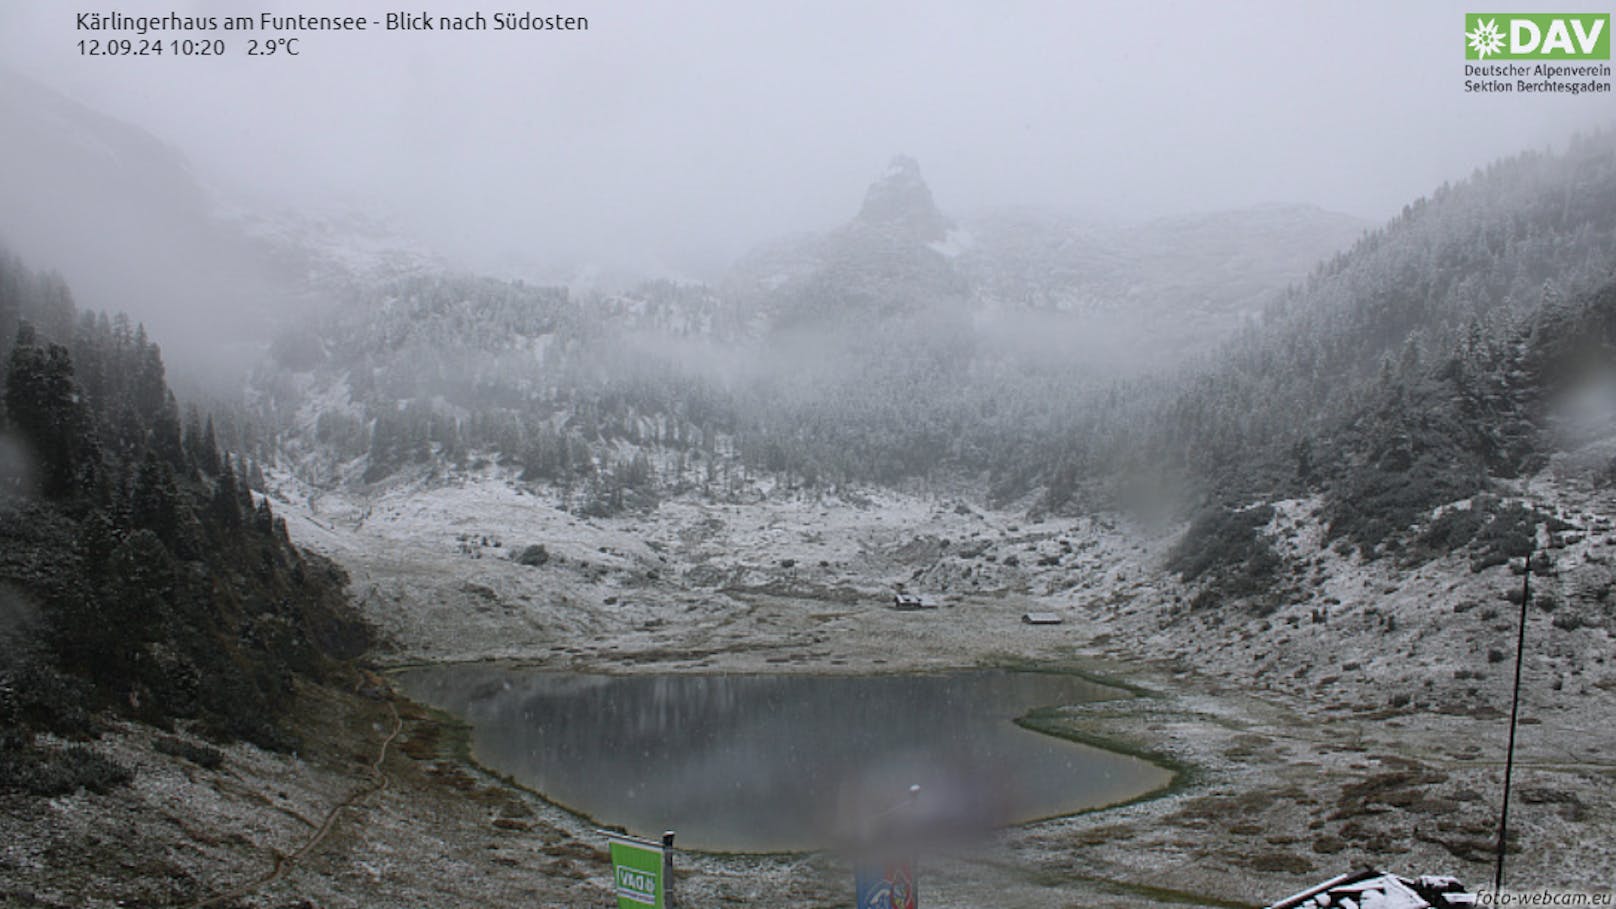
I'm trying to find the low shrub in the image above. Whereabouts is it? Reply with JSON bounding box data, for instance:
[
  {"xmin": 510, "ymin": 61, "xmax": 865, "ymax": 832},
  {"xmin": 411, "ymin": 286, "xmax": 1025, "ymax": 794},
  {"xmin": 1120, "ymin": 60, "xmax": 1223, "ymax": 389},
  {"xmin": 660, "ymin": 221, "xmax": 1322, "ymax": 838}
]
[
  {"xmin": 0, "ymin": 742, "xmax": 132, "ymax": 796},
  {"xmin": 1169, "ymin": 504, "xmax": 1290, "ymax": 612},
  {"xmin": 514, "ymin": 544, "xmax": 550, "ymax": 567}
]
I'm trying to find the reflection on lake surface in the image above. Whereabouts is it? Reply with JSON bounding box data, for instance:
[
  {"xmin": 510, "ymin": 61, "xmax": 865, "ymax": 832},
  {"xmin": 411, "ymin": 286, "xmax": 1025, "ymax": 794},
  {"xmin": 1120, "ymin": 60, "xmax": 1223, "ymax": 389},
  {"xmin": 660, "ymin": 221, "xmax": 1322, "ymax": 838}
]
[{"xmin": 397, "ymin": 667, "xmax": 1172, "ymax": 852}]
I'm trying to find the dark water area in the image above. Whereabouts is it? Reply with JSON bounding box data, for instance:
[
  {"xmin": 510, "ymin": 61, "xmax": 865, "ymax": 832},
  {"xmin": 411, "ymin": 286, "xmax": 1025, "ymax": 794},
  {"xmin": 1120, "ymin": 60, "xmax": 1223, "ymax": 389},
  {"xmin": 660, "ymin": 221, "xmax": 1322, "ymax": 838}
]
[{"xmin": 397, "ymin": 667, "xmax": 1172, "ymax": 852}]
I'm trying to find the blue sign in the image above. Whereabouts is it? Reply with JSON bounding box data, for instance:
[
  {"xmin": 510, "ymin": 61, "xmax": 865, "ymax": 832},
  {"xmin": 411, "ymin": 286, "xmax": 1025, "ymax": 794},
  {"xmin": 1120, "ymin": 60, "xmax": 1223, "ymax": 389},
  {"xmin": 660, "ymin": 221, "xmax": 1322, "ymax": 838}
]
[{"xmin": 855, "ymin": 862, "xmax": 916, "ymax": 909}]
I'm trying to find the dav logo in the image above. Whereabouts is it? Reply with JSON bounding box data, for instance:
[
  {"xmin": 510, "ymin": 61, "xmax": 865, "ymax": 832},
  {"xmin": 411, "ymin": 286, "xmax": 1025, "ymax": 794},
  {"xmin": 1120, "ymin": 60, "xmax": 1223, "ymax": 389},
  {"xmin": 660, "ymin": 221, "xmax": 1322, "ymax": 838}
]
[
  {"xmin": 615, "ymin": 867, "xmax": 658, "ymax": 906},
  {"xmin": 1466, "ymin": 13, "xmax": 1609, "ymax": 59}
]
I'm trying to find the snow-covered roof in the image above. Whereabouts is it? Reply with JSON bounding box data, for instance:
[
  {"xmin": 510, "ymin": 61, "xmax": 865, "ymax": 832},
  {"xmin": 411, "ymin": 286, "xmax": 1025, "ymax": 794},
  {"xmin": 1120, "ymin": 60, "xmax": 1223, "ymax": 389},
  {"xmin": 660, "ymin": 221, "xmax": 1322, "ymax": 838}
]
[{"xmin": 1267, "ymin": 869, "xmax": 1476, "ymax": 909}]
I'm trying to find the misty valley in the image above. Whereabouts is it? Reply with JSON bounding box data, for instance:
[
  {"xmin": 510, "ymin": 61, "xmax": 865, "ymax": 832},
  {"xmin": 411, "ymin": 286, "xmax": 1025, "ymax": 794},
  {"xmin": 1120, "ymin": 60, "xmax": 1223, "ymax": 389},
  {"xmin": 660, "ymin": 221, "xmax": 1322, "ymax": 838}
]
[{"xmin": 3, "ymin": 51, "xmax": 1616, "ymax": 909}]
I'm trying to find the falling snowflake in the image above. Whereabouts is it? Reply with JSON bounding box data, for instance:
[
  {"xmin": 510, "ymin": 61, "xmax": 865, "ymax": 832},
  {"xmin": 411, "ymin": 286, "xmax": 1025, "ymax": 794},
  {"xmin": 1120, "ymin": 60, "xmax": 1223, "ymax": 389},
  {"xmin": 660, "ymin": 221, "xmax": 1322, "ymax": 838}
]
[{"xmin": 1467, "ymin": 17, "xmax": 1505, "ymax": 58}]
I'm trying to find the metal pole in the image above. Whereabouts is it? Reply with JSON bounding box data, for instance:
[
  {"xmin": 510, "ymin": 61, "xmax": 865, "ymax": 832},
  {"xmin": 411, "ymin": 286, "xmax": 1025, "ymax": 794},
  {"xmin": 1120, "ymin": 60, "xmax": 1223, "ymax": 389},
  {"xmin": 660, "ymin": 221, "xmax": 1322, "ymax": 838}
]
[
  {"xmin": 1494, "ymin": 540, "xmax": 1532, "ymax": 893},
  {"xmin": 662, "ymin": 830, "xmax": 676, "ymax": 909}
]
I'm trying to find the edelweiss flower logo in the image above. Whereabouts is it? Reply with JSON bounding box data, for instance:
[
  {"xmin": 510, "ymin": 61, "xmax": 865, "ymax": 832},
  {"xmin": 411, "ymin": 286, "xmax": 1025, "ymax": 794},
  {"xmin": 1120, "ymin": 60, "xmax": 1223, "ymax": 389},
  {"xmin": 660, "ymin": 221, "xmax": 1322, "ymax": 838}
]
[{"xmin": 1467, "ymin": 17, "xmax": 1505, "ymax": 58}]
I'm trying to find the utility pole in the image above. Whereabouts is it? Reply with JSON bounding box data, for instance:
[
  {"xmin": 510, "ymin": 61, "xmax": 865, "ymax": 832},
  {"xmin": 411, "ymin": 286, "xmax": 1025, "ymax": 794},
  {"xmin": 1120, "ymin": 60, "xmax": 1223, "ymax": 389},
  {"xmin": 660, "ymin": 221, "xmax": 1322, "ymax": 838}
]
[
  {"xmin": 663, "ymin": 831, "xmax": 677, "ymax": 909},
  {"xmin": 1494, "ymin": 532, "xmax": 1537, "ymax": 893}
]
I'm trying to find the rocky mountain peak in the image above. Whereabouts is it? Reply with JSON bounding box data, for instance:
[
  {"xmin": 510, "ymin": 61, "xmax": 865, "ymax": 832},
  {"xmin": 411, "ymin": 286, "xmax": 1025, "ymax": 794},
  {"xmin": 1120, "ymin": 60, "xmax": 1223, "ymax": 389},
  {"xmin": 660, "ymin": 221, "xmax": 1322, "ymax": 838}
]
[{"xmin": 855, "ymin": 155, "xmax": 952, "ymax": 243}]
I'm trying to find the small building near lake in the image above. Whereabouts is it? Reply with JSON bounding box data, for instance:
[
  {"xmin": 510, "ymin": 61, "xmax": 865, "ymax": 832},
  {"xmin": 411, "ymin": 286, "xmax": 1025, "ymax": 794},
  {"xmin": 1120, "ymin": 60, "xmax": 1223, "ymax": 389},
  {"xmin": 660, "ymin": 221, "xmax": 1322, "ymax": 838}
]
[{"xmin": 892, "ymin": 592, "xmax": 940, "ymax": 610}]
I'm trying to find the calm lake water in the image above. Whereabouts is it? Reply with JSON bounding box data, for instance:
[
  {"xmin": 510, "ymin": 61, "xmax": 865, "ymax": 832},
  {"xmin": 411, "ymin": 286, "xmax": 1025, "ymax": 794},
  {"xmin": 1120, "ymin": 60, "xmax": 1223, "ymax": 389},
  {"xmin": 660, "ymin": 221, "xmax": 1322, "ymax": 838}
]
[{"xmin": 396, "ymin": 667, "xmax": 1172, "ymax": 852}]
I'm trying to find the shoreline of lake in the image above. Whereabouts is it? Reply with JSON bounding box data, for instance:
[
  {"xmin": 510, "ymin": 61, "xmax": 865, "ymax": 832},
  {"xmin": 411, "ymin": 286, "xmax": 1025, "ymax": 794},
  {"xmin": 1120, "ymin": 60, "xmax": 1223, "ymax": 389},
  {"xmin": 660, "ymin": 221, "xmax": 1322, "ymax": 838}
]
[{"xmin": 393, "ymin": 664, "xmax": 1178, "ymax": 854}]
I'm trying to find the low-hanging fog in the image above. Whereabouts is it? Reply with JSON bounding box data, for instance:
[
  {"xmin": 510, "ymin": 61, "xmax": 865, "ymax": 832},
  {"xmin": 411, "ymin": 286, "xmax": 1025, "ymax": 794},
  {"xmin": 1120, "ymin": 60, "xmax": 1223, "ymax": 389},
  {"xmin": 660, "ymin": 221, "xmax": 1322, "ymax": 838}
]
[{"xmin": 2, "ymin": 1, "xmax": 1608, "ymax": 292}]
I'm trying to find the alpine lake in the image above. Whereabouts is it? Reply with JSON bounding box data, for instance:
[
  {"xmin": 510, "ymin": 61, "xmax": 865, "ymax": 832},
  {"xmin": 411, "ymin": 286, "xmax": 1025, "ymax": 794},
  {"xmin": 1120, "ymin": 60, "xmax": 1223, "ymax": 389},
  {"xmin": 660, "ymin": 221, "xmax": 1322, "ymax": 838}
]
[{"xmin": 396, "ymin": 666, "xmax": 1173, "ymax": 853}]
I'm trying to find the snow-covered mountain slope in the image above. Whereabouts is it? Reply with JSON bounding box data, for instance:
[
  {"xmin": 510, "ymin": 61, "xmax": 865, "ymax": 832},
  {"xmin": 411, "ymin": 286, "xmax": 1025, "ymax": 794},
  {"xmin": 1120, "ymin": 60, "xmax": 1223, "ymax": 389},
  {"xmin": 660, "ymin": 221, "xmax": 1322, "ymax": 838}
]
[
  {"xmin": 0, "ymin": 71, "xmax": 296, "ymax": 379},
  {"xmin": 958, "ymin": 203, "xmax": 1368, "ymax": 360}
]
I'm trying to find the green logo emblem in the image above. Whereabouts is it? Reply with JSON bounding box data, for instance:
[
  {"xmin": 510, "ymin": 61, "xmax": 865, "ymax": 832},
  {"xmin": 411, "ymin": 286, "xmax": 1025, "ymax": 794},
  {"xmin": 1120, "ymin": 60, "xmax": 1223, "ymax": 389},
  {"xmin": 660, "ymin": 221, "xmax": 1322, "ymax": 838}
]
[{"xmin": 1466, "ymin": 13, "xmax": 1609, "ymax": 59}]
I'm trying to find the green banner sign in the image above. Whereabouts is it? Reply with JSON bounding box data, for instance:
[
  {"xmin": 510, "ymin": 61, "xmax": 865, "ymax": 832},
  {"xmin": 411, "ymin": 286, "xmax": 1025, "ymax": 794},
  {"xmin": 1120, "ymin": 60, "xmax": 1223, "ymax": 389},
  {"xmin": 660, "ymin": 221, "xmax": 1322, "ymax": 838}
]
[
  {"xmin": 608, "ymin": 835, "xmax": 665, "ymax": 909},
  {"xmin": 1465, "ymin": 13, "xmax": 1610, "ymax": 59}
]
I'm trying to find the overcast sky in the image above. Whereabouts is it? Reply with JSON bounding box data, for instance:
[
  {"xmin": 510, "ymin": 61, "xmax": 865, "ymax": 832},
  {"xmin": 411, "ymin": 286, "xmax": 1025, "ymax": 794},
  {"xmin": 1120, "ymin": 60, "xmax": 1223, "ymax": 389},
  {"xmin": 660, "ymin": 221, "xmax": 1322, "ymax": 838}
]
[{"xmin": 1, "ymin": 0, "xmax": 1610, "ymax": 274}]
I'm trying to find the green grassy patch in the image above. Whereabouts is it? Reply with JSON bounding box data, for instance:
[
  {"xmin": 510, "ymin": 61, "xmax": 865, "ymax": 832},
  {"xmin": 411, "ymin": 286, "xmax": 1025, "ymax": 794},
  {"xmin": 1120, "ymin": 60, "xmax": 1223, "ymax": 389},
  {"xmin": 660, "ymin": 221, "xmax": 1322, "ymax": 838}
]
[
  {"xmin": 978, "ymin": 655, "xmax": 1161, "ymax": 700},
  {"xmin": 1014, "ymin": 706, "xmax": 1194, "ymax": 800}
]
